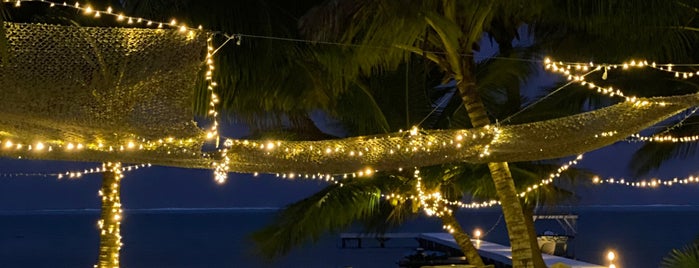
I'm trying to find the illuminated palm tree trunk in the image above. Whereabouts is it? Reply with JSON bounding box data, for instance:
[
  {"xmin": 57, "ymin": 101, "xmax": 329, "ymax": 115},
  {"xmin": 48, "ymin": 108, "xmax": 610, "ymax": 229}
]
[
  {"xmin": 440, "ymin": 213, "xmax": 485, "ymax": 267},
  {"xmin": 96, "ymin": 162, "xmax": 123, "ymax": 268},
  {"xmin": 458, "ymin": 80, "xmax": 544, "ymax": 268}
]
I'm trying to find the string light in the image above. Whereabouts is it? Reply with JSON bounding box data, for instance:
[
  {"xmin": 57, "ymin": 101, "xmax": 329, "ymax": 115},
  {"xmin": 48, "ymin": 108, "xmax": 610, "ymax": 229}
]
[
  {"xmin": 519, "ymin": 154, "xmax": 584, "ymax": 197},
  {"xmin": 547, "ymin": 58, "xmax": 699, "ymax": 78},
  {"xmin": 219, "ymin": 126, "xmax": 498, "ymax": 178},
  {"xmin": 382, "ymin": 154, "xmax": 584, "ymax": 212},
  {"xmin": 545, "ymin": 57, "xmax": 699, "ymax": 145},
  {"xmin": 5, "ymin": 0, "xmax": 201, "ymax": 34},
  {"xmin": 544, "ymin": 57, "xmax": 695, "ymax": 106},
  {"xmin": 627, "ymin": 107, "xmax": 699, "ymax": 143},
  {"xmin": 205, "ymin": 36, "xmax": 226, "ymax": 183},
  {"xmin": 204, "ymin": 36, "xmax": 219, "ymax": 142},
  {"xmin": 213, "ymin": 148, "xmax": 229, "ymax": 184},
  {"xmin": 413, "ymin": 168, "xmax": 452, "ymax": 217},
  {"xmin": 479, "ymin": 125, "xmax": 500, "ymax": 158},
  {"xmin": 627, "ymin": 133, "xmax": 699, "ymax": 143},
  {"xmin": 0, "ymin": 163, "xmax": 151, "ymax": 179},
  {"xmin": 383, "ymin": 168, "xmax": 502, "ymax": 213},
  {"xmin": 274, "ymin": 172, "xmax": 341, "ymax": 185},
  {"xmin": 592, "ymin": 174, "xmax": 699, "ymax": 188},
  {"xmin": 0, "ymin": 136, "xmax": 202, "ymax": 158},
  {"xmin": 383, "ymin": 192, "xmax": 501, "ymax": 210}
]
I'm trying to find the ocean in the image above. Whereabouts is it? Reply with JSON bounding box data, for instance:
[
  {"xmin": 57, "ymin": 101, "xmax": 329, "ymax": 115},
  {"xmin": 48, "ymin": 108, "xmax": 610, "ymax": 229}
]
[{"xmin": 1, "ymin": 206, "xmax": 698, "ymax": 268}]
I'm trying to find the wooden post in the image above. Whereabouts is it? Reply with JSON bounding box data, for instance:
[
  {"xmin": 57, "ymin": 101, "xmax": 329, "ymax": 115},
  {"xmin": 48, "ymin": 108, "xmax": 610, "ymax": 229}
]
[{"xmin": 95, "ymin": 162, "xmax": 123, "ymax": 268}]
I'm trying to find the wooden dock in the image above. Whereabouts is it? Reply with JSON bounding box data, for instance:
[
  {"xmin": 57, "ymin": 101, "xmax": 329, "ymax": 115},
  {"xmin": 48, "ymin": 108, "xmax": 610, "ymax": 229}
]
[
  {"xmin": 418, "ymin": 233, "xmax": 605, "ymax": 268},
  {"xmin": 339, "ymin": 232, "xmax": 604, "ymax": 267}
]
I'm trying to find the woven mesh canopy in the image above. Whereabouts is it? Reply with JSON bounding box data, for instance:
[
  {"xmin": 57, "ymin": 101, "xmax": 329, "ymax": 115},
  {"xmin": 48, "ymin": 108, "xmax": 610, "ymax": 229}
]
[
  {"xmin": 0, "ymin": 23, "xmax": 697, "ymax": 174},
  {"xmin": 223, "ymin": 94, "xmax": 699, "ymax": 174},
  {"xmin": 0, "ymin": 22, "xmax": 207, "ymax": 166}
]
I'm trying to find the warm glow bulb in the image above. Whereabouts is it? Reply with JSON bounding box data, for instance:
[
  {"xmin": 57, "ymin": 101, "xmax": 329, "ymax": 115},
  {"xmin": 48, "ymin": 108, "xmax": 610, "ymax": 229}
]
[
  {"xmin": 607, "ymin": 251, "xmax": 616, "ymax": 261},
  {"xmin": 409, "ymin": 126, "xmax": 419, "ymax": 136}
]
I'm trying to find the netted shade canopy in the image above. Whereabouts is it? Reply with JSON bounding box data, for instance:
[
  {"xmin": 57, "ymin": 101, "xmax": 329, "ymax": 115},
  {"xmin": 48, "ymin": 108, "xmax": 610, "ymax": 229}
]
[
  {"xmin": 223, "ymin": 94, "xmax": 699, "ymax": 174},
  {"xmin": 0, "ymin": 22, "xmax": 207, "ymax": 167},
  {"xmin": 1, "ymin": 23, "xmax": 698, "ymax": 175}
]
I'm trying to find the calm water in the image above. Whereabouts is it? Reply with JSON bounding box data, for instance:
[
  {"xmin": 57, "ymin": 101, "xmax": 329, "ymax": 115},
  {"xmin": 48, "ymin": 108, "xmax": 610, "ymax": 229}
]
[{"xmin": 1, "ymin": 207, "xmax": 698, "ymax": 268}]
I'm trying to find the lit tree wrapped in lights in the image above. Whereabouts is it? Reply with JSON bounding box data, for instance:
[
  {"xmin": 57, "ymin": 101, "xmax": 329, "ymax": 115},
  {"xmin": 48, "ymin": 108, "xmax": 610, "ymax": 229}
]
[{"xmin": 96, "ymin": 162, "xmax": 124, "ymax": 268}]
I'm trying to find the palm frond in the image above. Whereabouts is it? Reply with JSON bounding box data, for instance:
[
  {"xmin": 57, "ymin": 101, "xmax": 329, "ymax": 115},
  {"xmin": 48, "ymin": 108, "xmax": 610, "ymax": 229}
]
[
  {"xmin": 252, "ymin": 181, "xmax": 380, "ymax": 259},
  {"xmin": 535, "ymin": 0, "xmax": 699, "ymax": 62},
  {"xmin": 630, "ymin": 114, "xmax": 699, "ymax": 176},
  {"xmin": 661, "ymin": 244, "xmax": 699, "ymax": 268},
  {"xmin": 474, "ymin": 46, "xmax": 539, "ymax": 120},
  {"xmin": 330, "ymin": 84, "xmax": 391, "ymax": 135},
  {"xmin": 252, "ymin": 174, "xmax": 410, "ymax": 259}
]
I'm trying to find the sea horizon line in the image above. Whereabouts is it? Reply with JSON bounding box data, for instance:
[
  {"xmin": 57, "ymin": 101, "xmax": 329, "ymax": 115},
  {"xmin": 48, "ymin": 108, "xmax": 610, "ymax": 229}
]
[{"xmin": 2, "ymin": 204, "xmax": 699, "ymax": 215}]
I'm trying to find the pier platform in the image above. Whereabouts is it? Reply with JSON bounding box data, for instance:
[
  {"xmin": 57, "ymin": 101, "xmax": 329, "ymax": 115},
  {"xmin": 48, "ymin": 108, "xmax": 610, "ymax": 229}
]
[
  {"xmin": 418, "ymin": 233, "xmax": 605, "ymax": 268},
  {"xmin": 339, "ymin": 232, "xmax": 604, "ymax": 267}
]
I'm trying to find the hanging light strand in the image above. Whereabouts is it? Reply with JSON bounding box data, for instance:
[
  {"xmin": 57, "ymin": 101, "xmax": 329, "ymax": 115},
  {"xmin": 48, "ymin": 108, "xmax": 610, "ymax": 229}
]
[
  {"xmin": 544, "ymin": 57, "xmax": 696, "ymax": 106},
  {"xmin": 384, "ymin": 155, "xmax": 585, "ymax": 211},
  {"xmin": 5, "ymin": 0, "xmax": 203, "ymax": 33},
  {"xmin": 0, "ymin": 137, "xmax": 202, "ymax": 157},
  {"xmin": 592, "ymin": 174, "xmax": 699, "ymax": 188},
  {"xmin": 627, "ymin": 107, "xmax": 699, "ymax": 143},
  {"xmin": 543, "ymin": 58, "xmax": 699, "ymax": 145},
  {"xmin": 518, "ymin": 154, "xmax": 584, "ymax": 197},
  {"xmin": 0, "ymin": 163, "xmax": 151, "ymax": 179}
]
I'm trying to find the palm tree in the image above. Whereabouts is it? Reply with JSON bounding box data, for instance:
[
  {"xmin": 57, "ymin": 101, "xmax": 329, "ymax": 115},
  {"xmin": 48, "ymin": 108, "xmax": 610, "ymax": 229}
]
[
  {"xmin": 251, "ymin": 48, "xmax": 587, "ymax": 266},
  {"xmin": 297, "ymin": 1, "xmax": 588, "ymax": 266},
  {"xmin": 297, "ymin": 1, "xmax": 699, "ymax": 266},
  {"xmin": 661, "ymin": 236, "xmax": 699, "ymax": 268}
]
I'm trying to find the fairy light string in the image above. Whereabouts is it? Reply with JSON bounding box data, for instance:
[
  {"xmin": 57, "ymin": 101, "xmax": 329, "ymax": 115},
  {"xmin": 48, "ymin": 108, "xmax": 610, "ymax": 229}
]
[
  {"xmin": 544, "ymin": 57, "xmax": 697, "ymax": 105},
  {"xmin": 592, "ymin": 174, "xmax": 699, "ymax": 188},
  {"xmin": 0, "ymin": 163, "xmax": 151, "ymax": 179},
  {"xmin": 0, "ymin": 137, "xmax": 202, "ymax": 157},
  {"xmin": 7, "ymin": 0, "xmax": 202, "ymax": 32},
  {"xmin": 544, "ymin": 57, "xmax": 699, "ymax": 145},
  {"xmin": 626, "ymin": 107, "xmax": 699, "ymax": 143}
]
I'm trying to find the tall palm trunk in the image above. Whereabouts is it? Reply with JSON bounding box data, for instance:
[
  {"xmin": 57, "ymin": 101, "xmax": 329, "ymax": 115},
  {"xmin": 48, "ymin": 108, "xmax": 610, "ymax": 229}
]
[
  {"xmin": 96, "ymin": 162, "xmax": 123, "ymax": 268},
  {"xmin": 457, "ymin": 79, "xmax": 545, "ymax": 268},
  {"xmin": 440, "ymin": 213, "xmax": 486, "ymax": 267},
  {"xmin": 522, "ymin": 203, "xmax": 546, "ymax": 268}
]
